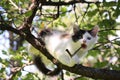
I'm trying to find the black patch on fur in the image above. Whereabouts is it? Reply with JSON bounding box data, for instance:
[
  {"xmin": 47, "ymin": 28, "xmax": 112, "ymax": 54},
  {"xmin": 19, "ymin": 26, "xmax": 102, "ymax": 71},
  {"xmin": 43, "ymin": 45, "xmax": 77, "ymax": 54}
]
[
  {"xmin": 72, "ymin": 30, "xmax": 86, "ymax": 42},
  {"xmin": 88, "ymin": 30, "xmax": 93, "ymax": 36},
  {"xmin": 38, "ymin": 29, "xmax": 52, "ymax": 38}
]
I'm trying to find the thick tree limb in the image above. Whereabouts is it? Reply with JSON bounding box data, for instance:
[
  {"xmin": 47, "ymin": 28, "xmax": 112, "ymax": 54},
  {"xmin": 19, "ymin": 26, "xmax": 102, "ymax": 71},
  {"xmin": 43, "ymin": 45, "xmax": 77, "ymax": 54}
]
[{"xmin": 0, "ymin": 24, "xmax": 21, "ymax": 35}]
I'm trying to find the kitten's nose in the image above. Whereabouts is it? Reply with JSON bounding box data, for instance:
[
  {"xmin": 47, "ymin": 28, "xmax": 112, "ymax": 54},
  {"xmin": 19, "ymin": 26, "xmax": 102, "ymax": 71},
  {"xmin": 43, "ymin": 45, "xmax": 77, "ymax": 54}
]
[{"xmin": 83, "ymin": 40, "xmax": 86, "ymax": 43}]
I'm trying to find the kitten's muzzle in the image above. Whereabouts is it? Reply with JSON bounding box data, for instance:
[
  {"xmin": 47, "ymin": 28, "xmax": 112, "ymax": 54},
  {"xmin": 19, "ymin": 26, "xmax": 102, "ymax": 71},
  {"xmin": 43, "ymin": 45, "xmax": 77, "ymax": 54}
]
[{"xmin": 81, "ymin": 43, "xmax": 87, "ymax": 49}]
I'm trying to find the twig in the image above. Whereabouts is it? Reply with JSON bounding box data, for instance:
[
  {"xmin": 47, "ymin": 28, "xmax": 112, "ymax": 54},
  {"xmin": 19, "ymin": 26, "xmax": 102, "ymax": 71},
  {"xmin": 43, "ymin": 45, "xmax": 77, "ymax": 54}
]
[
  {"xmin": 80, "ymin": 3, "xmax": 90, "ymax": 25},
  {"xmin": 66, "ymin": 47, "xmax": 82, "ymax": 57},
  {"xmin": 99, "ymin": 28, "xmax": 120, "ymax": 32},
  {"xmin": 9, "ymin": 0, "xmax": 19, "ymax": 9},
  {"xmin": 8, "ymin": 62, "xmax": 33, "ymax": 80},
  {"xmin": 8, "ymin": 0, "xmax": 22, "ymax": 13},
  {"xmin": 41, "ymin": 0, "xmax": 100, "ymax": 6},
  {"xmin": 73, "ymin": 4, "xmax": 78, "ymax": 23}
]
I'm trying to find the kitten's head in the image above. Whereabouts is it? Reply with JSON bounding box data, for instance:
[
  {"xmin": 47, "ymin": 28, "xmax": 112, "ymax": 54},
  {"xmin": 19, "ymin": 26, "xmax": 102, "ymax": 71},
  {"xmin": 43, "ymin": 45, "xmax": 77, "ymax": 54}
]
[{"xmin": 72, "ymin": 25, "xmax": 99, "ymax": 49}]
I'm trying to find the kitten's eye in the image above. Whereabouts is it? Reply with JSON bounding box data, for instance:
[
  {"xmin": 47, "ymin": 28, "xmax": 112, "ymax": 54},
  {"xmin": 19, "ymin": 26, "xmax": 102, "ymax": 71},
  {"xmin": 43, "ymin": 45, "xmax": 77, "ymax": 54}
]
[{"xmin": 87, "ymin": 37, "xmax": 91, "ymax": 40}]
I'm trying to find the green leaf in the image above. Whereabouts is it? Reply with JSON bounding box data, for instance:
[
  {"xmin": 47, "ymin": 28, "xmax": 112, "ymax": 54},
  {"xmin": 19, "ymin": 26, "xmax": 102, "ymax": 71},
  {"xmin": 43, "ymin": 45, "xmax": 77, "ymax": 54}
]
[
  {"xmin": 61, "ymin": 7, "xmax": 67, "ymax": 12},
  {"xmin": 2, "ymin": 50, "xmax": 7, "ymax": 55},
  {"xmin": 95, "ymin": 61, "xmax": 108, "ymax": 68},
  {"xmin": 102, "ymin": 19, "xmax": 115, "ymax": 27},
  {"xmin": 87, "ymin": 9, "xmax": 98, "ymax": 17},
  {"xmin": 65, "ymin": 71, "xmax": 70, "ymax": 76},
  {"xmin": 1, "ymin": 59, "xmax": 9, "ymax": 66},
  {"xmin": 24, "ymin": 10, "xmax": 32, "ymax": 17},
  {"xmin": 114, "ymin": 41, "xmax": 120, "ymax": 46},
  {"xmin": 17, "ymin": 47, "xmax": 26, "ymax": 52},
  {"xmin": 0, "ymin": 68, "xmax": 5, "ymax": 73},
  {"xmin": 17, "ymin": 71, "xmax": 22, "ymax": 76},
  {"xmin": 0, "ymin": 58, "xmax": 2, "ymax": 62},
  {"xmin": 14, "ymin": 0, "xmax": 19, "ymax": 4},
  {"xmin": 115, "ymin": 47, "xmax": 120, "ymax": 55},
  {"xmin": 76, "ymin": 77, "xmax": 88, "ymax": 80},
  {"xmin": 113, "ymin": 7, "xmax": 120, "ymax": 18},
  {"xmin": 88, "ymin": 50, "xmax": 99, "ymax": 57},
  {"xmin": 103, "ymin": 2, "xmax": 116, "ymax": 7}
]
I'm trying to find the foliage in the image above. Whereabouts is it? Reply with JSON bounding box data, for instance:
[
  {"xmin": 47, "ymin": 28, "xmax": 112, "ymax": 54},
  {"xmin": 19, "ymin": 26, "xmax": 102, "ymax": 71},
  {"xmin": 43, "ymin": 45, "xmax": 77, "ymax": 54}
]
[{"xmin": 0, "ymin": 0, "xmax": 120, "ymax": 80}]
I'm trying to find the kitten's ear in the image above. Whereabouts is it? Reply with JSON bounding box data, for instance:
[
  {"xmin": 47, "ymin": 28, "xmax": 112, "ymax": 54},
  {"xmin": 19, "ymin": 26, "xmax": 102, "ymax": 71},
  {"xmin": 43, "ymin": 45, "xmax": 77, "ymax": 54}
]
[
  {"xmin": 73, "ymin": 24, "xmax": 80, "ymax": 34},
  {"xmin": 90, "ymin": 25, "xmax": 99, "ymax": 37}
]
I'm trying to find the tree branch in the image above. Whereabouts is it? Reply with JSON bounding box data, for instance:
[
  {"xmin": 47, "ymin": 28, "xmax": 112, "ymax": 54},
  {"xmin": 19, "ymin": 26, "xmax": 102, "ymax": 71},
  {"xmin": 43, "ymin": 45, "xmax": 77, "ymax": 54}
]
[
  {"xmin": 41, "ymin": 0, "xmax": 100, "ymax": 6},
  {"xmin": 0, "ymin": 24, "xmax": 21, "ymax": 35},
  {"xmin": 9, "ymin": 0, "xmax": 20, "ymax": 9},
  {"xmin": 18, "ymin": 0, "xmax": 39, "ymax": 32}
]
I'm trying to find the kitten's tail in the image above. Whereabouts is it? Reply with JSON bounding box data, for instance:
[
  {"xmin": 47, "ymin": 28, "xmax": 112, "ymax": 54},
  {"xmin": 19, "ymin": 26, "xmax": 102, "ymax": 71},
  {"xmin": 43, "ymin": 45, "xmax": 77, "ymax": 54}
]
[{"xmin": 34, "ymin": 56, "xmax": 61, "ymax": 76}]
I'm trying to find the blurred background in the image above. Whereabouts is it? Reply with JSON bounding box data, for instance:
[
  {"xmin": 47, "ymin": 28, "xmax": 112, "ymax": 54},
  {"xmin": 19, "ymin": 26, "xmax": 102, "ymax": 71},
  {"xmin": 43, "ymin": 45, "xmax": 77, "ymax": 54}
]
[{"xmin": 0, "ymin": 0, "xmax": 120, "ymax": 80}]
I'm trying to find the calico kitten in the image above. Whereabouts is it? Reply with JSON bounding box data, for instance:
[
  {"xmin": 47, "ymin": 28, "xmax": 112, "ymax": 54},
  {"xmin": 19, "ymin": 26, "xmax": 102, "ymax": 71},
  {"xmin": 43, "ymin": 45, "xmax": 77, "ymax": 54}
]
[{"xmin": 34, "ymin": 25, "xmax": 99, "ymax": 75}]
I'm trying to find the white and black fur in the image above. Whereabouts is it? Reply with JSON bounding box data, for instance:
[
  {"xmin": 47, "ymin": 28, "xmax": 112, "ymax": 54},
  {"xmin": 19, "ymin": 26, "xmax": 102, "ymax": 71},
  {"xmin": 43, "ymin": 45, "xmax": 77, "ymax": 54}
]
[{"xmin": 34, "ymin": 25, "xmax": 99, "ymax": 76}]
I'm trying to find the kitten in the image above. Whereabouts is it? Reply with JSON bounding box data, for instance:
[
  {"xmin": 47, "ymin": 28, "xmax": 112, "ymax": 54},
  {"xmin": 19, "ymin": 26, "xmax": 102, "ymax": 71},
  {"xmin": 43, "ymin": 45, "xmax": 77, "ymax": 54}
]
[{"xmin": 34, "ymin": 25, "xmax": 99, "ymax": 75}]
